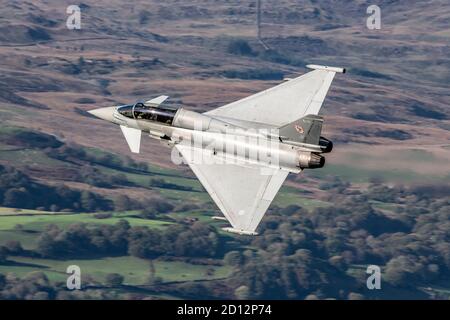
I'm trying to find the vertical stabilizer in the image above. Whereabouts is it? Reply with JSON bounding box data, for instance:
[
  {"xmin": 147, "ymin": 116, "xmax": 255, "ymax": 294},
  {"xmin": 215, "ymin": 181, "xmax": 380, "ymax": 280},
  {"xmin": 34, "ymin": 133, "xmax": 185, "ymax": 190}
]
[{"xmin": 279, "ymin": 114, "xmax": 323, "ymax": 145}]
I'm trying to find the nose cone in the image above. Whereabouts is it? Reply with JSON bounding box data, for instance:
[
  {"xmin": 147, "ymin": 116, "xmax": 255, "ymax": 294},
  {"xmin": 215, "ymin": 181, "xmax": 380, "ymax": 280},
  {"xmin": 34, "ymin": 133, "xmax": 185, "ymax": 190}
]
[{"xmin": 87, "ymin": 107, "xmax": 116, "ymax": 122}]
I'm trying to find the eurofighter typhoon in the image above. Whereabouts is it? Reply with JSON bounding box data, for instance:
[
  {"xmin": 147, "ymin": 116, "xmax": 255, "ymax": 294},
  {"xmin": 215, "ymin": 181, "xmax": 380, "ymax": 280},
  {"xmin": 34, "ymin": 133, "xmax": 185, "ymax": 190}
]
[{"xmin": 89, "ymin": 65, "xmax": 345, "ymax": 235}]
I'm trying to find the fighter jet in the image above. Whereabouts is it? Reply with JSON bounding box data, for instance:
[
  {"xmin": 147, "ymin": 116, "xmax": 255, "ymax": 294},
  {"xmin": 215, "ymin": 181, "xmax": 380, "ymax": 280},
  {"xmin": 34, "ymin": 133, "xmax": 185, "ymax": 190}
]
[{"xmin": 88, "ymin": 64, "xmax": 345, "ymax": 235}]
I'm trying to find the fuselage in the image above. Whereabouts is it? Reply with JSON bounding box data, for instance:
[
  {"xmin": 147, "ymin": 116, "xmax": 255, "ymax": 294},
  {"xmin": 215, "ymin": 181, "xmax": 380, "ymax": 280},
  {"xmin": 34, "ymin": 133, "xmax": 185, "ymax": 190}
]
[{"xmin": 97, "ymin": 102, "xmax": 329, "ymax": 173}]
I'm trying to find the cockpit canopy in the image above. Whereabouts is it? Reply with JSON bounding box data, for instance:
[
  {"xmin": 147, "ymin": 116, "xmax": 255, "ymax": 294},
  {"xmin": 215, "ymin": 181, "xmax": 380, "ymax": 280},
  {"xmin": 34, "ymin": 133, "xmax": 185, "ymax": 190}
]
[{"xmin": 118, "ymin": 102, "xmax": 178, "ymax": 125}]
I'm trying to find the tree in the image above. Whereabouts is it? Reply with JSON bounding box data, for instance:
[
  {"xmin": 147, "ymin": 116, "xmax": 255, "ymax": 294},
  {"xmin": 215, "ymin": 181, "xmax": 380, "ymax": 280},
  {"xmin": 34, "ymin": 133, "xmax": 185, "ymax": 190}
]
[
  {"xmin": 31, "ymin": 292, "xmax": 50, "ymax": 300},
  {"xmin": 144, "ymin": 197, "xmax": 174, "ymax": 213},
  {"xmin": 234, "ymin": 286, "xmax": 250, "ymax": 300},
  {"xmin": 24, "ymin": 271, "xmax": 51, "ymax": 288},
  {"xmin": 114, "ymin": 194, "xmax": 132, "ymax": 211},
  {"xmin": 80, "ymin": 191, "xmax": 96, "ymax": 212},
  {"xmin": 3, "ymin": 188, "xmax": 27, "ymax": 207},
  {"xmin": 385, "ymin": 256, "xmax": 423, "ymax": 287},
  {"xmin": 140, "ymin": 208, "xmax": 157, "ymax": 220},
  {"xmin": 280, "ymin": 205, "xmax": 302, "ymax": 216},
  {"xmin": 177, "ymin": 282, "xmax": 209, "ymax": 298},
  {"xmin": 227, "ymin": 39, "xmax": 254, "ymax": 56},
  {"xmin": 105, "ymin": 273, "xmax": 124, "ymax": 287},
  {"xmin": 0, "ymin": 273, "xmax": 6, "ymax": 290},
  {"xmin": 0, "ymin": 247, "xmax": 7, "ymax": 264},
  {"xmin": 147, "ymin": 260, "xmax": 157, "ymax": 285},
  {"xmin": 328, "ymin": 255, "xmax": 347, "ymax": 271},
  {"xmin": 4, "ymin": 241, "xmax": 23, "ymax": 255},
  {"xmin": 36, "ymin": 233, "xmax": 58, "ymax": 257},
  {"xmin": 348, "ymin": 292, "xmax": 365, "ymax": 300},
  {"xmin": 174, "ymin": 223, "xmax": 219, "ymax": 258},
  {"xmin": 224, "ymin": 251, "xmax": 242, "ymax": 267}
]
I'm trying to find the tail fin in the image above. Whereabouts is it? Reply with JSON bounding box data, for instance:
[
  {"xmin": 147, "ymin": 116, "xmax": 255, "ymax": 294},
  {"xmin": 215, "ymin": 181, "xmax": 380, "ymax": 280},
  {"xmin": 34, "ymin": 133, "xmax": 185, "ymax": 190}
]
[{"xmin": 279, "ymin": 114, "xmax": 323, "ymax": 145}]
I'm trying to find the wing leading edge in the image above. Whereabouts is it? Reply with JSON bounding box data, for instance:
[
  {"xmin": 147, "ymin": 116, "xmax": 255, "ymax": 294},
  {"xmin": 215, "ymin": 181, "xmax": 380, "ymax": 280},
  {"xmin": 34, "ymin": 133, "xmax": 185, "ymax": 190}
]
[
  {"xmin": 175, "ymin": 144, "xmax": 289, "ymax": 234},
  {"xmin": 205, "ymin": 64, "xmax": 344, "ymax": 127}
]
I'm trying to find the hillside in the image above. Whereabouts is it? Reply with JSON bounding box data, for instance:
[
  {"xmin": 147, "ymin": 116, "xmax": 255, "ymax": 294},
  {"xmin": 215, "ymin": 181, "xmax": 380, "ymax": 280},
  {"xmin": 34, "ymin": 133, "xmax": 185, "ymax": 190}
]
[{"xmin": 0, "ymin": 0, "xmax": 448, "ymax": 179}]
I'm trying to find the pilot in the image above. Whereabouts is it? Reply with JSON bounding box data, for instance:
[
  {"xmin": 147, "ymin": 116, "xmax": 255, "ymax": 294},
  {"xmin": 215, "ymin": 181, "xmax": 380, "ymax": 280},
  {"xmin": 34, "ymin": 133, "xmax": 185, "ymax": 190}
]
[{"xmin": 134, "ymin": 102, "xmax": 145, "ymax": 119}]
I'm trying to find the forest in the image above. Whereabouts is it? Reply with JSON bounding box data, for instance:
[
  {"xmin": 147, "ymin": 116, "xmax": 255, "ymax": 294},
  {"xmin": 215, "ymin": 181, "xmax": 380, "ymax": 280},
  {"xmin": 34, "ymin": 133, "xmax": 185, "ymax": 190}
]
[{"xmin": 1, "ymin": 178, "xmax": 449, "ymax": 299}]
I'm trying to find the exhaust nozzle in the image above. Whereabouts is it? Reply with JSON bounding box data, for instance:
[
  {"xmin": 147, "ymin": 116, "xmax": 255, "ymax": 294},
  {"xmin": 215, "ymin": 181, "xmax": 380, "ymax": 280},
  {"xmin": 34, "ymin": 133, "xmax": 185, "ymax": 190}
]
[{"xmin": 299, "ymin": 152, "xmax": 325, "ymax": 169}]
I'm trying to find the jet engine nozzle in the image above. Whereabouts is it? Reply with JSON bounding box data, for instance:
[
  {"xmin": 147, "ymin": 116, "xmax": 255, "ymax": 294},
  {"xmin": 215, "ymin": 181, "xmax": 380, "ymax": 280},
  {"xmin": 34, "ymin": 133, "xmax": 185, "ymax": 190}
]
[
  {"xmin": 298, "ymin": 152, "xmax": 325, "ymax": 169},
  {"xmin": 319, "ymin": 137, "xmax": 333, "ymax": 153}
]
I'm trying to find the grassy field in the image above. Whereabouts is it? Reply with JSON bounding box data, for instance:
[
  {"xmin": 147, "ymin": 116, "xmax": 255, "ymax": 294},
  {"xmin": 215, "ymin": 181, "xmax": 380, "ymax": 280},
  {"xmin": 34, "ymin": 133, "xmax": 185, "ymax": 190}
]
[
  {"xmin": 0, "ymin": 207, "xmax": 57, "ymax": 216},
  {"xmin": 0, "ymin": 147, "xmax": 67, "ymax": 167},
  {"xmin": 0, "ymin": 212, "xmax": 171, "ymax": 232},
  {"xmin": 273, "ymin": 187, "xmax": 330, "ymax": 209},
  {"xmin": 0, "ymin": 211, "xmax": 172, "ymax": 251},
  {"xmin": 369, "ymin": 201, "xmax": 399, "ymax": 212},
  {"xmin": 1, "ymin": 256, "xmax": 231, "ymax": 285},
  {"xmin": 306, "ymin": 148, "xmax": 450, "ymax": 184},
  {"xmin": 0, "ymin": 204, "xmax": 231, "ymax": 295},
  {"xmin": 0, "ymin": 230, "xmax": 38, "ymax": 250},
  {"xmin": 307, "ymin": 162, "xmax": 449, "ymax": 184}
]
